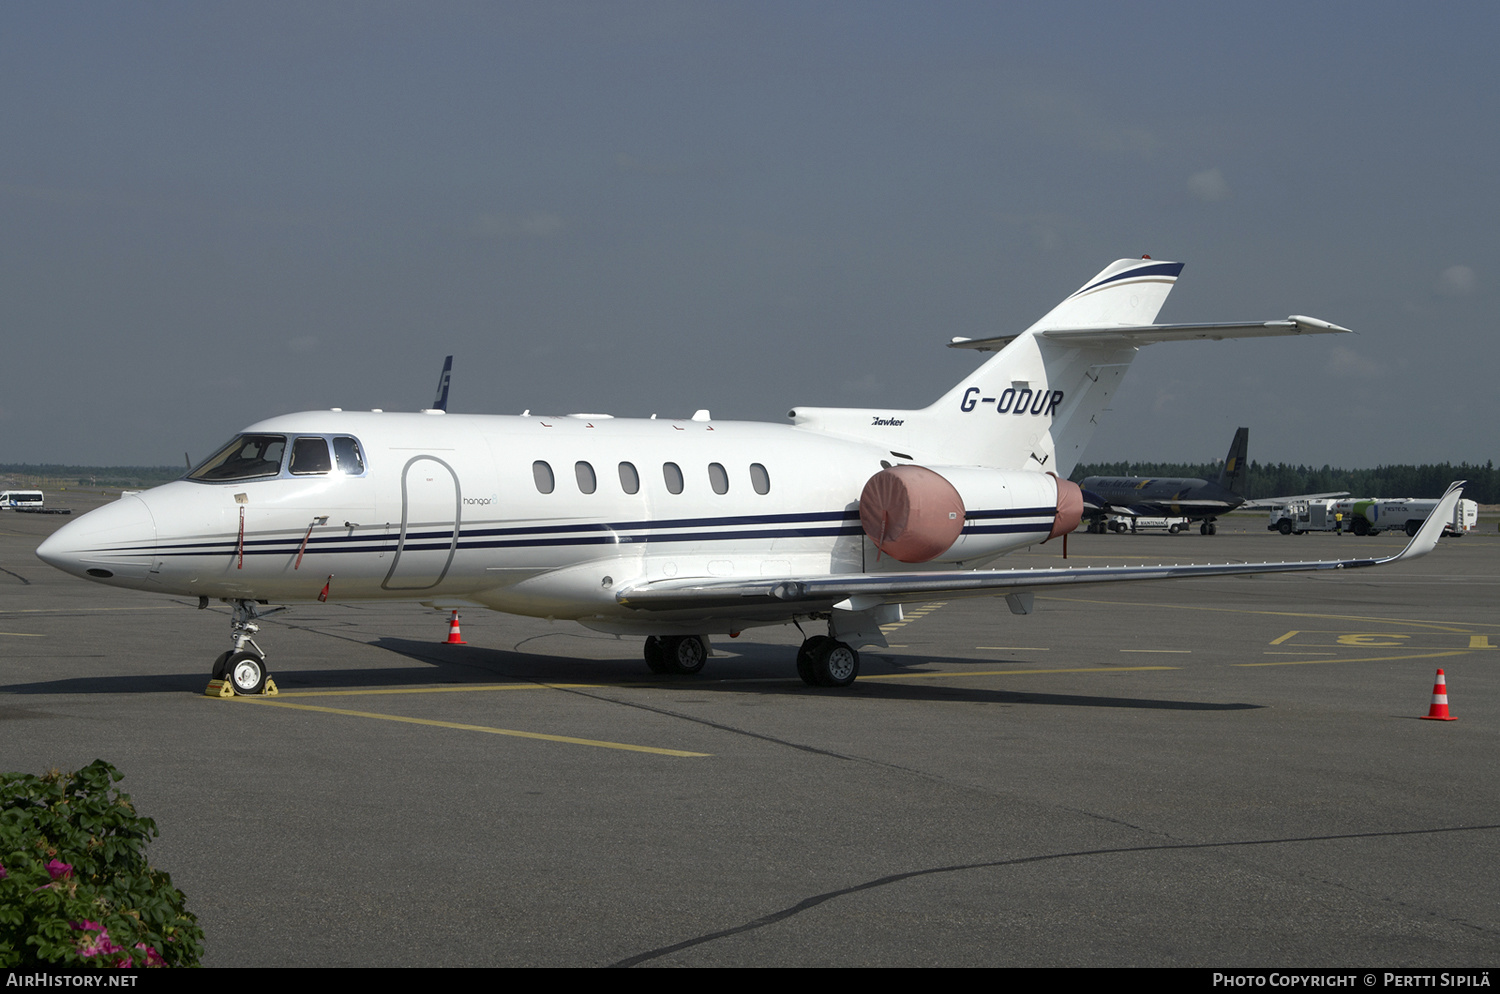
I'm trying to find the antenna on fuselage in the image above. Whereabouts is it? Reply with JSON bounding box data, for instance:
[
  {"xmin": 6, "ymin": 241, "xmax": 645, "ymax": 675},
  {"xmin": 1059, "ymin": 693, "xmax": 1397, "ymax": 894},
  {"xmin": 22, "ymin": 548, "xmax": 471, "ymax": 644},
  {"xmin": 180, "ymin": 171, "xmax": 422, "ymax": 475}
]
[{"xmin": 432, "ymin": 355, "xmax": 453, "ymax": 412}]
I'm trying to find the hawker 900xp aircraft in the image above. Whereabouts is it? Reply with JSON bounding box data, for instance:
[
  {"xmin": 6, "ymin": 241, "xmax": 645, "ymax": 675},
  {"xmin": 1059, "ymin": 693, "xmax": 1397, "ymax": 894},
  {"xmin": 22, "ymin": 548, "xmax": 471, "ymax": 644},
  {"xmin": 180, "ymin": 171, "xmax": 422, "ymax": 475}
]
[{"xmin": 36, "ymin": 257, "xmax": 1465, "ymax": 696}]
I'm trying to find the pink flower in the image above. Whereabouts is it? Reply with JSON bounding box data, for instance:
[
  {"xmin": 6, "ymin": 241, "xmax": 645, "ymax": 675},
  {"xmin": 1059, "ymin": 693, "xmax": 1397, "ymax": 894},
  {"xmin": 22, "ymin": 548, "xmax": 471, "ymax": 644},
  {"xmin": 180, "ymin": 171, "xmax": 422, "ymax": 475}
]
[
  {"xmin": 45, "ymin": 859, "xmax": 72, "ymax": 880},
  {"xmin": 134, "ymin": 943, "xmax": 166, "ymax": 967},
  {"xmin": 73, "ymin": 921, "xmax": 124, "ymax": 961}
]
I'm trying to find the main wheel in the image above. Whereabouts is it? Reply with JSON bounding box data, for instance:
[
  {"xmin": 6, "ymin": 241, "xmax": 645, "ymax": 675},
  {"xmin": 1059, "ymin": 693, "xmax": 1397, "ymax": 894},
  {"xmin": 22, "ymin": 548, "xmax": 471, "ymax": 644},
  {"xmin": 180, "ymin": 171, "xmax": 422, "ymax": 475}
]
[
  {"xmin": 226, "ymin": 651, "xmax": 268, "ymax": 696},
  {"xmin": 796, "ymin": 636, "xmax": 831, "ymax": 686},
  {"xmin": 643, "ymin": 636, "xmax": 671, "ymax": 674},
  {"xmin": 811, "ymin": 640, "xmax": 859, "ymax": 688},
  {"xmin": 1209, "ymin": 523, "xmax": 1218, "ymax": 535},
  {"xmin": 660, "ymin": 635, "xmax": 708, "ymax": 675},
  {"xmin": 1200, "ymin": 522, "xmax": 1209, "ymax": 535}
]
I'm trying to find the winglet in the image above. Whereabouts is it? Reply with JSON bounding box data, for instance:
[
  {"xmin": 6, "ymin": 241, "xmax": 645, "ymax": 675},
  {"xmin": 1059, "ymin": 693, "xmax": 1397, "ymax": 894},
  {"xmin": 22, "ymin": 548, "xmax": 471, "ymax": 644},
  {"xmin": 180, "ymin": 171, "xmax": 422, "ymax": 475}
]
[{"xmin": 1384, "ymin": 481, "xmax": 1465, "ymax": 563}]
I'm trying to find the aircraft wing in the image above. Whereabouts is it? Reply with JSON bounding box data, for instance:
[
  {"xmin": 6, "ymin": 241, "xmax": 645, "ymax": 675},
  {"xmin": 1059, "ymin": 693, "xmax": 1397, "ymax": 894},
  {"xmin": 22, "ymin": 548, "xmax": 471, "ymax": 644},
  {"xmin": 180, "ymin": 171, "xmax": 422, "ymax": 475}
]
[
  {"xmin": 949, "ymin": 315, "xmax": 1350, "ymax": 352},
  {"xmin": 1240, "ymin": 492, "xmax": 1351, "ymax": 509},
  {"xmin": 616, "ymin": 482, "xmax": 1462, "ymax": 613}
]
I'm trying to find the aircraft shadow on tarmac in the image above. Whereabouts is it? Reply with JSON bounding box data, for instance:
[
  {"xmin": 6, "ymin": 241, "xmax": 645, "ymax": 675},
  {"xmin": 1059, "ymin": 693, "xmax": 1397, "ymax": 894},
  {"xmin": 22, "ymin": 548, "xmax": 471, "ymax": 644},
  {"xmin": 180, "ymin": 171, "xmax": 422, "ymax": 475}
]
[{"xmin": 0, "ymin": 637, "xmax": 1262, "ymax": 712}]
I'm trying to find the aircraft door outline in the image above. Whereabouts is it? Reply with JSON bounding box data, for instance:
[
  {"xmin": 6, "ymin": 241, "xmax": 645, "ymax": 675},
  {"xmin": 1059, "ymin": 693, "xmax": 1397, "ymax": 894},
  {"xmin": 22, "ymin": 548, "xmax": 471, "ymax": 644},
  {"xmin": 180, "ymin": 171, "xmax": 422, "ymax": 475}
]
[{"xmin": 382, "ymin": 455, "xmax": 462, "ymax": 591}]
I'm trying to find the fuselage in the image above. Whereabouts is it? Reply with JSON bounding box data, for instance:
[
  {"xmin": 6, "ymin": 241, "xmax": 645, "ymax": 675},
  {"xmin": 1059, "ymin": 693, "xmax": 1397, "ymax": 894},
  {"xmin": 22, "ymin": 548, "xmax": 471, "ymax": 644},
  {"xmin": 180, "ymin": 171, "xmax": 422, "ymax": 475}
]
[
  {"xmin": 1079, "ymin": 475, "xmax": 1244, "ymax": 519},
  {"xmin": 37, "ymin": 410, "xmax": 1067, "ymax": 634}
]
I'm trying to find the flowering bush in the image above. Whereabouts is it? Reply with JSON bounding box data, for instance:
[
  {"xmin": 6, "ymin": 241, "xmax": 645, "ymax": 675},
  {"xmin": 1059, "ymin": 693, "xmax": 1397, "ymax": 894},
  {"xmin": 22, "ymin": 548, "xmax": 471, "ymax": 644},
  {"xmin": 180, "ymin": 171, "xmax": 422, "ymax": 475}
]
[{"xmin": 0, "ymin": 760, "xmax": 203, "ymax": 967}]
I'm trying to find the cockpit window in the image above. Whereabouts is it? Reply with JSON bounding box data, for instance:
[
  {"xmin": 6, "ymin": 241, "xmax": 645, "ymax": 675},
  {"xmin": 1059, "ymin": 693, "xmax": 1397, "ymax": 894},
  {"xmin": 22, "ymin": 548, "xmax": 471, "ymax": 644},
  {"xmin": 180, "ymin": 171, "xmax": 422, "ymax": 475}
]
[
  {"xmin": 188, "ymin": 435, "xmax": 287, "ymax": 482},
  {"xmin": 290, "ymin": 437, "xmax": 333, "ymax": 475},
  {"xmin": 332, "ymin": 437, "xmax": 365, "ymax": 475}
]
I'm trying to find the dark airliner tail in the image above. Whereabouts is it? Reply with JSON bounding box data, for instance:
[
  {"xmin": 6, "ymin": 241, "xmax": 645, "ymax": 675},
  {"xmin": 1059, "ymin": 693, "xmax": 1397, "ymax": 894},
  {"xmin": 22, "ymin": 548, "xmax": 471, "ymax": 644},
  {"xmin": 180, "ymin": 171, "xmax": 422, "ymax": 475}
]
[{"xmin": 1218, "ymin": 427, "xmax": 1250, "ymax": 495}]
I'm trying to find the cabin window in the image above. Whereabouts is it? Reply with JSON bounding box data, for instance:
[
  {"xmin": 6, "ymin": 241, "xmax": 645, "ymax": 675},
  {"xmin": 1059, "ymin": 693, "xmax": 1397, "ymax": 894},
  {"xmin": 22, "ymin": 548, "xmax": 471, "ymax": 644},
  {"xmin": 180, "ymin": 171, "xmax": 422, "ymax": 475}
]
[
  {"xmin": 333, "ymin": 436, "xmax": 365, "ymax": 475},
  {"xmin": 750, "ymin": 463, "xmax": 771, "ymax": 495},
  {"xmin": 188, "ymin": 434, "xmax": 286, "ymax": 482},
  {"xmin": 663, "ymin": 462, "xmax": 684, "ymax": 495},
  {"xmin": 533, "ymin": 460, "xmax": 555, "ymax": 494},
  {"xmin": 618, "ymin": 462, "xmax": 640, "ymax": 494},
  {"xmin": 575, "ymin": 461, "xmax": 597, "ymax": 494},
  {"xmin": 708, "ymin": 462, "xmax": 729, "ymax": 494},
  {"xmin": 289, "ymin": 437, "xmax": 333, "ymax": 475}
]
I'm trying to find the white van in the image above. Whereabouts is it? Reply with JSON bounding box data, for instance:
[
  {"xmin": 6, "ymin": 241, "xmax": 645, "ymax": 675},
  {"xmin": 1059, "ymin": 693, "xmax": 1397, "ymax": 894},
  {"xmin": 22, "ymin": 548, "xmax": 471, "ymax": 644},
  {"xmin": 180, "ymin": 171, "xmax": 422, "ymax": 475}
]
[{"xmin": 0, "ymin": 490, "xmax": 45, "ymax": 509}]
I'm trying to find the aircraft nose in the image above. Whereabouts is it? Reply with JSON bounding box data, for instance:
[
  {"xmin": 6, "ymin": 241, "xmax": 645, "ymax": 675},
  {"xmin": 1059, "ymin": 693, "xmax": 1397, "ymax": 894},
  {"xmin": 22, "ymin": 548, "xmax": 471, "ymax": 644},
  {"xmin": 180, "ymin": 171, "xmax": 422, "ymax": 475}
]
[{"xmin": 36, "ymin": 495, "xmax": 158, "ymax": 580}]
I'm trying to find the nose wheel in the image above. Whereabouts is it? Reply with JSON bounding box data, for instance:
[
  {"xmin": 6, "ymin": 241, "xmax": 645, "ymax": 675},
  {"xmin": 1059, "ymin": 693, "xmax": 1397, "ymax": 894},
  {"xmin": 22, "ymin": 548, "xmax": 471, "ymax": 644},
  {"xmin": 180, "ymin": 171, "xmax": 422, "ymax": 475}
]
[
  {"xmin": 224, "ymin": 651, "xmax": 269, "ymax": 695},
  {"xmin": 206, "ymin": 600, "xmax": 279, "ymax": 697}
]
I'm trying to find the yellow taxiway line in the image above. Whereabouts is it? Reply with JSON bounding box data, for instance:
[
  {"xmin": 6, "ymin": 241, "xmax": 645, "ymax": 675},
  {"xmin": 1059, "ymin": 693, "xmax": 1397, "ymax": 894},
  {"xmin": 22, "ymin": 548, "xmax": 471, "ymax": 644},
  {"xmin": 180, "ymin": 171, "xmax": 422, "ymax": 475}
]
[
  {"xmin": 234, "ymin": 696, "xmax": 709, "ymax": 757},
  {"xmin": 868, "ymin": 665, "xmax": 1177, "ymax": 680}
]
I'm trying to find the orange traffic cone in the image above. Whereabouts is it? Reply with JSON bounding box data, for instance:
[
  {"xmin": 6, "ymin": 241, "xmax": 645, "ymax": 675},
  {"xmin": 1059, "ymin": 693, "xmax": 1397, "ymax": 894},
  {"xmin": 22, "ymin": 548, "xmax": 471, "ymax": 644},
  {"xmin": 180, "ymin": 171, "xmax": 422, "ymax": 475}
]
[
  {"xmin": 444, "ymin": 609, "xmax": 466, "ymax": 645},
  {"xmin": 1421, "ymin": 668, "xmax": 1457, "ymax": 721}
]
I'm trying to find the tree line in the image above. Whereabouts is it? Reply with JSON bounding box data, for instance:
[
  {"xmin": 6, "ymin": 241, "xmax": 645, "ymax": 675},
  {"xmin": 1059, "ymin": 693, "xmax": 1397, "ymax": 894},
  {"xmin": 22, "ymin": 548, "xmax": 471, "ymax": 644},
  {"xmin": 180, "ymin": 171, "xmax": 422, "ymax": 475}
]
[
  {"xmin": 0, "ymin": 463, "xmax": 184, "ymax": 488},
  {"xmin": 1069, "ymin": 460, "xmax": 1498, "ymax": 505}
]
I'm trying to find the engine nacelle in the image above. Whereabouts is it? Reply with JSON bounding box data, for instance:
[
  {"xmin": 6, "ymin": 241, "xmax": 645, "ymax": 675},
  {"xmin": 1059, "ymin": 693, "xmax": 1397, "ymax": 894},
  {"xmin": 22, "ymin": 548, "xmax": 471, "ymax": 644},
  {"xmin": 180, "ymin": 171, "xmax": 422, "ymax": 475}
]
[{"xmin": 859, "ymin": 465, "xmax": 1082, "ymax": 563}]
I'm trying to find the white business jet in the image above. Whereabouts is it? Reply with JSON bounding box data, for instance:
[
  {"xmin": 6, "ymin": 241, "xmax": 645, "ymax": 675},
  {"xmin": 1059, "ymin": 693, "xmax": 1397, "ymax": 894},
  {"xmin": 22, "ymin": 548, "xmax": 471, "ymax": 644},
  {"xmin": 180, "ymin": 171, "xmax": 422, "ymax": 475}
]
[{"xmin": 36, "ymin": 258, "xmax": 1464, "ymax": 695}]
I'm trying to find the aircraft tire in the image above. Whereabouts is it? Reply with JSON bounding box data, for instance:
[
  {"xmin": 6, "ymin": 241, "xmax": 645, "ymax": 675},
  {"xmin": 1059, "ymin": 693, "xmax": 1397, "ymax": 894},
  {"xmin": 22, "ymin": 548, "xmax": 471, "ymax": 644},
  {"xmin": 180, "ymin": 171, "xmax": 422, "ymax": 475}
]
[
  {"xmin": 812, "ymin": 640, "xmax": 859, "ymax": 688},
  {"xmin": 796, "ymin": 636, "xmax": 830, "ymax": 686},
  {"xmin": 226, "ymin": 651, "xmax": 268, "ymax": 696},
  {"xmin": 660, "ymin": 635, "xmax": 708, "ymax": 675},
  {"xmin": 1210, "ymin": 523, "xmax": 1218, "ymax": 535},
  {"xmin": 643, "ymin": 636, "xmax": 671, "ymax": 674},
  {"xmin": 211, "ymin": 650, "xmax": 233, "ymax": 679}
]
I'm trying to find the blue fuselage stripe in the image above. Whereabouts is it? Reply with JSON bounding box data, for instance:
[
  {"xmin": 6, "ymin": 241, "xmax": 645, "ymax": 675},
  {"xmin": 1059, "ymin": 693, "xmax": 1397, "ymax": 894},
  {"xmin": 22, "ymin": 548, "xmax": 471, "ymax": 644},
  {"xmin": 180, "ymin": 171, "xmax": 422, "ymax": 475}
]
[{"xmin": 101, "ymin": 506, "xmax": 1057, "ymax": 559}]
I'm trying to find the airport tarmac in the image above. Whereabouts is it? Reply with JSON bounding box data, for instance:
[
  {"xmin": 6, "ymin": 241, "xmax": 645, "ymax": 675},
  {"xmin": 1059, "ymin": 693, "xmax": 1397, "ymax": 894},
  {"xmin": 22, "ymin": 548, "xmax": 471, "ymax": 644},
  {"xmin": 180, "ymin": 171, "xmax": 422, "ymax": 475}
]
[{"xmin": 2, "ymin": 493, "xmax": 1497, "ymax": 967}]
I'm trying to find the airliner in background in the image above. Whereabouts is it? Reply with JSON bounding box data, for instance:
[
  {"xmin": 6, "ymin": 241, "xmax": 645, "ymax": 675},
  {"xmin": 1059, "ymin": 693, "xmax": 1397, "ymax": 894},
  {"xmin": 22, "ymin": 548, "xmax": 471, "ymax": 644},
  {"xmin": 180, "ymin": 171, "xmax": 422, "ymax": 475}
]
[
  {"xmin": 36, "ymin": 257, "xmax": 1464, "ymax": 695},
  {"xmin": 1080, "ymin": 427, "xmax": 1348, "ymax": 535}
]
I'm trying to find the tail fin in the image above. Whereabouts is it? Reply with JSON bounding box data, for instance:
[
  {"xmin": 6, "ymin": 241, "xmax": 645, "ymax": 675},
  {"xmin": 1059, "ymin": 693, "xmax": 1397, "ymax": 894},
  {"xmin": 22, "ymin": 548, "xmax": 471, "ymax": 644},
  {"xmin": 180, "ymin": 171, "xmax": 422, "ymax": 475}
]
[
  {"xmin": 1022, "ymin": 257, "xmax": 1185, "ymax": 333},
  {"xmin": 431, "ymin": 355, "xmax": 453, "ymax": 412},
  {"xmin": 789, "ymin": 257, "xmax": 1345, "ymax": 479},
  {"xmin": 1217, "ymin": 427, "xmax": 1250, "ymax": 495},
  {"xmin": 790, "ymin": 258, "xmax": 1182, "ymax": 476}
]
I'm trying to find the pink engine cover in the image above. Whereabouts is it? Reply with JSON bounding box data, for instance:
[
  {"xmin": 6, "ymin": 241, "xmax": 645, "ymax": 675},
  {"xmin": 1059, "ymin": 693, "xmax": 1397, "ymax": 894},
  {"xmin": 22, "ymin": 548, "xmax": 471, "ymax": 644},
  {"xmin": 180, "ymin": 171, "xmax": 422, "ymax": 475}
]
[
  {"xmin": 1048, "ymin": 474, "xmax": 1084, "ymax": 541},
  {"xmin": 859, "ymin": 465, "xmax": 966, "ymax": 563}
]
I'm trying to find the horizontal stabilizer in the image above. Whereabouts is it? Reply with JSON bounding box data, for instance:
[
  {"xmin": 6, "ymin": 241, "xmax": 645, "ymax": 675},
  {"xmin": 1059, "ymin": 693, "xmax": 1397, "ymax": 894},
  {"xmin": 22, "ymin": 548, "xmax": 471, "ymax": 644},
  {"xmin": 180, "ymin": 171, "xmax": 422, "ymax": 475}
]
[{"xmin": 949, "ymin": 315, "xmax": 1351, "ymax": 353}]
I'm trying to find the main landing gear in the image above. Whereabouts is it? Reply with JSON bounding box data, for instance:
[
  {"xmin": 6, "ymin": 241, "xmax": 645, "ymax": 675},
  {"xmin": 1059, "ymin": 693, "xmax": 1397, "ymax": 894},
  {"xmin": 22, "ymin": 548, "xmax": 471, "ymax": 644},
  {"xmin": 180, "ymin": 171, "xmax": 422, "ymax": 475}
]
[
  {"xmin": 641, "ymin": 630, "xmax": 861, "ymax": 688},
  {"xmin": 643, "ymin": 634, "xmax": 709, "ymax": 675},
  {"xmin": 795, "ymin": 635, "xmax": 860, "ymax": 688},
  {"xmin": 207, "ymin": 599, "xmax": 279, "ymax": 698}
]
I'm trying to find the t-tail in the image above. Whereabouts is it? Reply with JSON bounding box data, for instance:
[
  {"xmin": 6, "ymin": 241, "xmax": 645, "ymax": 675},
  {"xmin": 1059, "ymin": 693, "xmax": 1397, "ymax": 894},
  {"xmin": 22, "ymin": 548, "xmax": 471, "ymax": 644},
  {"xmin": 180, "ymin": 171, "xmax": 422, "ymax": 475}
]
[
  {"xmin": 1217, "ymin": 427, "xmax": 1250, "ymax": 495},
  {"xmin": 790, "ymin": 257, "xmax": 1348, "ymax": 477}
]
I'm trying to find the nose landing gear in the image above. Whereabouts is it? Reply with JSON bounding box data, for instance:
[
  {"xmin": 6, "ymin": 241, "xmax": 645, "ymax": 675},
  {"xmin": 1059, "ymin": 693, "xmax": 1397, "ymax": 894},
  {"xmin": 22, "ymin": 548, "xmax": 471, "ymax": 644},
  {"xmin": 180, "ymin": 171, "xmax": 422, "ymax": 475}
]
[{"xmin": 206, "ymin": 600, "xmax": 280, "ymax": 698}]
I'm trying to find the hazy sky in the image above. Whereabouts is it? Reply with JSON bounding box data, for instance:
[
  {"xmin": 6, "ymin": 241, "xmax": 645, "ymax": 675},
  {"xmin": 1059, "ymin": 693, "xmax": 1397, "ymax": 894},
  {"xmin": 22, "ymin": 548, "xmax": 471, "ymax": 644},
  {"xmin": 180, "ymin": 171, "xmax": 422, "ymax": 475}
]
[{"xmin": 2, "ymin": 2, "xmax": 1494, "ymax": 468}]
